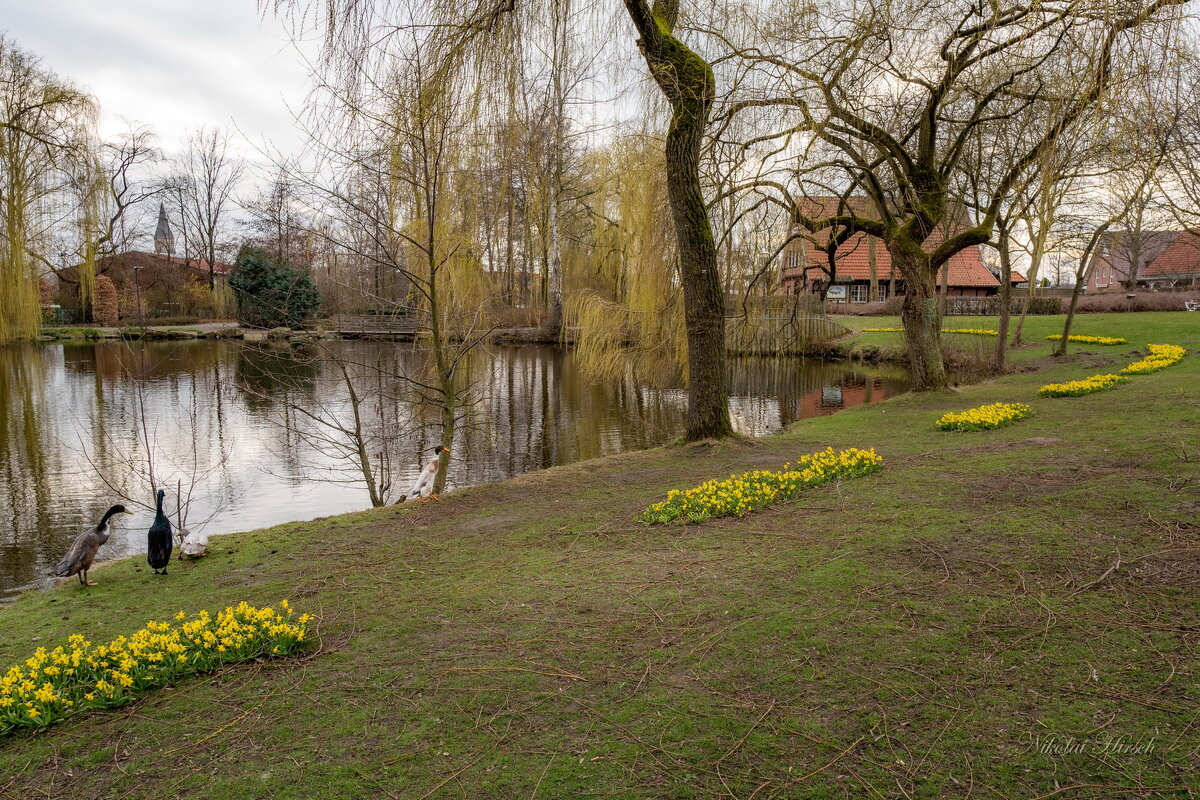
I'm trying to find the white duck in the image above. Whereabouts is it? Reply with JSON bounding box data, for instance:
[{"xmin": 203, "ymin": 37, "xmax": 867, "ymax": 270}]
[
  {"xmin": 179, "ymin": 528, "xmax": 209, "ymax": 559},
  {"xmin": 401, "ymin": 445, "xmax": 449, "ymax": 503}
]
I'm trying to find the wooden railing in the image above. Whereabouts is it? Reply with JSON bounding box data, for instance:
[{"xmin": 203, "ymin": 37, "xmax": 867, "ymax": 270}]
[{"xmin": 328, "ymin": 314, "xmax": 421, "ymax": 338}]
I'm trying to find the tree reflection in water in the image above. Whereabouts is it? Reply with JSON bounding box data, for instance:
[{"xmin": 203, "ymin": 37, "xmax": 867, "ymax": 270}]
[{"xmin": 0, "ymin": 340, "xmax": 908, "ymax": 597}]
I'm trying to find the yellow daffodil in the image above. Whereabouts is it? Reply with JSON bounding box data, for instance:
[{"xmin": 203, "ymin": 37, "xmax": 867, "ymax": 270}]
[
  {"xmin": 1045, "ymin": 334, "xmax": 1126, "ymax": 345},
  {"xmin": 639, "ymin": 447, "xmax": 882, "ymax": 525},
  {"xmin": 936, "ymin": 402, "xmax": 1032, "ymax": 431},
  {"xmin": 1, "ymin": 602, "xmax": 311, "ymax": 738}
]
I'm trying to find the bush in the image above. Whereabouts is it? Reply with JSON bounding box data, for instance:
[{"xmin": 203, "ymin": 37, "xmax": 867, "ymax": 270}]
[
  {"xmin": 92, "ymin": 275, "xmax": 119, "ymax": 327},
  {"xmin": 229, "ymin": 246, "xmax": 320, "ymax": 329},
  {"xmin": 1025, "ymin": 296, "xmax": 1064, "ymax": 315},
  {"xmin": 825, "ymin": 300, "xmax": 891, "ymax": 316},
  {"xmin": 943, "ymin": 296, "xmax": 1062, "ymax": 316},
  {"xmin": 1075, "ymin": 289, "xmax": 1200, "ymax": 313},
  {"xmin": 825, "ymin": 295, "xmax": 1060, "ymax": 317}
]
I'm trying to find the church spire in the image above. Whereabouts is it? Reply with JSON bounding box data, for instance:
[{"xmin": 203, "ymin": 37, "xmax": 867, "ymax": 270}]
[{"xmin": 154, "ymin": 203, "xmax": 175, "ymax": 256}]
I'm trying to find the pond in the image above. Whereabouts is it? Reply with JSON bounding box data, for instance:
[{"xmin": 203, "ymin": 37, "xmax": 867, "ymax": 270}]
[{"xmin": 0, "ymin": 339, "xmax": 909, "ymax": 597}]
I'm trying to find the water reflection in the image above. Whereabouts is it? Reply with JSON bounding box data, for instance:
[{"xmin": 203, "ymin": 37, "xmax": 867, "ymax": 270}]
[{"xmin": 0, "ymin": 340, "xmax": 908, "ymax": 597}]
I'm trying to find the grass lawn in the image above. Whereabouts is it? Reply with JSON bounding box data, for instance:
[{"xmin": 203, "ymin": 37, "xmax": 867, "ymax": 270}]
[
  {"xmin": 835, "ymin": 310, "xmax": 1200, "ymax": 369},
  {"xmin": 1, "ymin": 313, "xmax": 1197, "ymax": 798}
]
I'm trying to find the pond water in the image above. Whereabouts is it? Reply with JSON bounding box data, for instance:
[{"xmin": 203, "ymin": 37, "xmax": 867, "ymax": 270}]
[{"xmin": 0, "ymin": 340, "xmax": 909, "ymax": 597}]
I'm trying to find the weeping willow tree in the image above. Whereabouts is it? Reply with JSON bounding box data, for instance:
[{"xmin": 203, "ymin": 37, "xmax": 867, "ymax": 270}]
[
  {"xmin": 0, "ymin": 36, "xmax": 98, "ymax": 343},
  {"xmin": 566, "ymin": 136, "xmax": 686, "ymax": 386},
  {"xmin": 70, "ymin": 150, "xmax": 107, "ymax": 320}
]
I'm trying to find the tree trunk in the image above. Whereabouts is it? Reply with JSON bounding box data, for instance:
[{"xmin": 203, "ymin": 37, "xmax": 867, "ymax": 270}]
[
  {"xmin": 433, "ymin": 381, "xmax": 455, "ymax": 495},
  {"xmin": 543, "ymin": 3, "xmax": 567, "ymax": 339},
  {"xmin": 936, "ymin": 258, "xmax": 949, "ymax": 325},
  {"xmin": 1012, "ymin": 232, "xmax": 1046, "ymax": 346},
  {"xmin": 1058, "ymin": 230, "xmax": 1110, "ymax": 357},
  {"xmin": 625, "ymin": 0, "xmax": 733, "ymax": 441},
  {"xmin": 665, "ymin": 116, "xmax": 732, "ymax": 439},
  {"xmin": 892, "ymin": 240, "xmax": 948, "ymax": 390},
  {"xmin": 993, "ymin": 217, "xmax": 1012, "ymax": 372},
  {"xmin": 1058, "ymin": 273, "xmax": 1086, "ymax": 357},
  {"xmin": 345, "ymin": 373, "xmax": 383, "ymax": 507},
  {"xmin": 545, "ymin": 168, "xmax": 563, "ymax": 336}
]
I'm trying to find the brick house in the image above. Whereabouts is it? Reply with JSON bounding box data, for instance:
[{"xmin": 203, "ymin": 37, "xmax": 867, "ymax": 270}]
[
  {"xmin": 1085, "ymin": 230, "xmax": 1200, "ymax": 292},
  {"xmin": 56, "ymin": 207, "xmax": 234, "ymax": 318},
  {"xmin": 778, "ymin": 197, "xmax": 1012, "ymax": 303}
]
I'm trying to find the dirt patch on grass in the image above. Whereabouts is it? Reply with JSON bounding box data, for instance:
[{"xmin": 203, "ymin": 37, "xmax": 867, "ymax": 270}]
[{"xmin": 1127, "ymin": 548, "xmax": 1200, "ymax": 588}]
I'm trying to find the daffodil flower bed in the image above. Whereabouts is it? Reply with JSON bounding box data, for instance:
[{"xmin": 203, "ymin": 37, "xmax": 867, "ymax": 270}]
[
  {"xmin": 942, "ymin": 328, "xmax": 999, "ymax": 337},
  {"xmin": 1038, "ymin": 373, "xmax": 1128, "ymax": 397},
  {"xmin": 1045, "ymin": 334, "xmax": 1127, "ymax": 345},
  {"xmin": 1, "ymin": 601, "xmax": 312, "ymax": 736},
  {"xmin": 1120, "ymin": 343, "xmax": 1187, "ymax": 375},
  {"xmin": 861, "ymin": 327, "xmax": 1000, "ymax": 337},
  {"xmin": 638, "ymin": 447, "xmax": 883, "ymax": 525},
  {"xmin": 935, "ymin": 402, "xmax": 1032, "ymax": 431}
]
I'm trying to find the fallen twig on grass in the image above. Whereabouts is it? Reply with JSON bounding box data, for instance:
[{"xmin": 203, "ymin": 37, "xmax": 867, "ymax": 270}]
[
  {"xmin": 1069, "ymin": 553, "xmax": 1122, "ymax": 597},
  {"xmin": 760, "ymin": 735, "xmax": 864, "ymax": 796}
]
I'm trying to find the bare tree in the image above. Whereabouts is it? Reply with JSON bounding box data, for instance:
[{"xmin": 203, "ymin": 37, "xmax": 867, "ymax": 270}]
[
  {"xmin": 717, "ymin": 0, "xmax": 1190, "ymax": 389},
  {"xmin": 96, "ymin": 124, "xmax": 163, "ymax": 257},
  {"xmin": 178, "ymin": 127, "xmax": 245, "ymax": 287}
]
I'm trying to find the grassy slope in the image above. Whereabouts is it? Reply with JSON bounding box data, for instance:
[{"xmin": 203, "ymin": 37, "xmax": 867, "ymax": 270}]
[{"xmin": 1, "ymin": 312, "xmax": 1197, "ymax": 799}]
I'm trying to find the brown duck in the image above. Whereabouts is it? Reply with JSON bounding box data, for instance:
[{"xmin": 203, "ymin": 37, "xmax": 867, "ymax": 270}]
[{"xmin": 54, "ymin": 505, "xmax": 132, "ymax": 587}]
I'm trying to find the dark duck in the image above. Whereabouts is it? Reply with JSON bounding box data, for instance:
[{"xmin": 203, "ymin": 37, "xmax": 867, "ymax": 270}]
[
  {"xmin": 147, "ymin": 489, "xmax": 173, "ymax": 574},
  {"xmin": 55, "ymin": 504, "xmax": 133, "ymax": 587}
]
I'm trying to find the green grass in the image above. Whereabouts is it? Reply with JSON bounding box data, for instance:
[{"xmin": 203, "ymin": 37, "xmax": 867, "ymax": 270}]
[
  {"xmin": 836, "ymin": 310, "xmax": 1198, "ymax": 367},
  {"xmin": 1, "ymin": 312, "xmax": 1198, "ymax": 798},
  {"xmin": 39, "ymin": 327, "xmax": 108, "ymax": 340}
]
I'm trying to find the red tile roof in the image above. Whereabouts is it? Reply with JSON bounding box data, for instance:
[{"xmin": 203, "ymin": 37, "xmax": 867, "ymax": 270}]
[
  {"xmin": 1140, "ymin": 230, "xmax": 1200, "ymax": 277},
  {"xmin": 783, "ymin": 197, "xmax": 998, "ymax": 288}
]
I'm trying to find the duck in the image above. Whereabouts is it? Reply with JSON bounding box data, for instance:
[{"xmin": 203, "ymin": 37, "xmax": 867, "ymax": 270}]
[
  {"xmin": 400, "ymin": 445, "xmax": 449, "ymax": 503},
  {"xmin": 147, "ymin": 489, "xmax": 173, "ymax": 574},
  {"xmin": 179, "ymin": 528, "xmax": 208, "ymax": 559},
  {"xmin": 54, "ymin": 505, "xmax": 133, "ymax": 587}
]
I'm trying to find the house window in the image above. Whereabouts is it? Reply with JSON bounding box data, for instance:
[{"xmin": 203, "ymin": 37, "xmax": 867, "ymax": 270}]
[
  {"xmin": 849, "ymin": 284, "xmax": 869, "ymax": 303},
  {"xmin": 784, "ymin": 246, "xmax": 806, "ymax": 271},
  {"xmin": 876, "ymin": 284, "xmax": 888, "ymax": 302}
]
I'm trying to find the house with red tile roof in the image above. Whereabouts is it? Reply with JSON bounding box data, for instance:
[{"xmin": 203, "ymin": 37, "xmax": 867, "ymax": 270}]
[
  {"xmin": 778, "ymin": 197, "xmax": 1012, "ymax": 303},
  {"xmin": 1085, "ymin": 230, "xmax": 1200, "ymax": 292},
  {"xmin": 55, "ymin": 204, "xmax": 236, "ymax": 320}
]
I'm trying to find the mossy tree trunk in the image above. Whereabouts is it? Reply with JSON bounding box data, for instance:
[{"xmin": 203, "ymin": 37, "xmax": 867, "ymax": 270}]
[
  {"xmin": 623, "ymin": 0, "xmax": 733, "ymax": 441},
  {"xmin": 890, "ymin": 238, "xmax": 948, "ymax": 390}
]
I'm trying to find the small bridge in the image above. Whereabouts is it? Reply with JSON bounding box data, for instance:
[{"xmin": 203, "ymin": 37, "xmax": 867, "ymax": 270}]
[{"xmin": 327, "ymin": 314, "xmax": 422, "ymax": 339}]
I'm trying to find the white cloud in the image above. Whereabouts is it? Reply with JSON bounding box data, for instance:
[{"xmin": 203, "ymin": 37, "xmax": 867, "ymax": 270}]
[{"xmin": 2, "ymin": 0, "xmax": 315, "ymax": 160}]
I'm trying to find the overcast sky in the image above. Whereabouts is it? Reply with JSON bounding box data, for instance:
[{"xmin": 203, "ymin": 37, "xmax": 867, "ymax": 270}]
[{"xmin": 3, "ymin": 0, "xmax": 314, "ymax": 161}]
